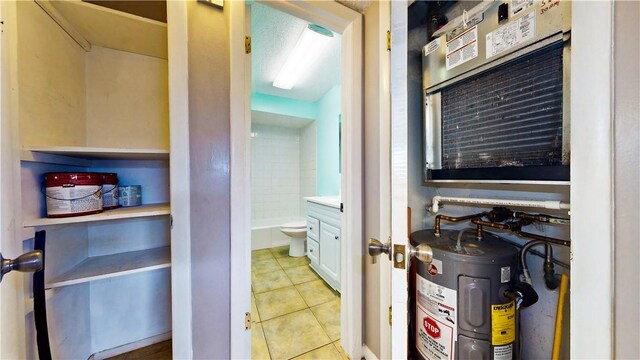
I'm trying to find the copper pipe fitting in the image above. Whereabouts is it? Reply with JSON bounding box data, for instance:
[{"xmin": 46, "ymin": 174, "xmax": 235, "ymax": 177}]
[
  {"xmin": 518, "ymin": 231, "xmax": 570, "ymax": 247},
  {"xmin": 434, "ymin": 213, "xmax": 487, "ymax": 237}
]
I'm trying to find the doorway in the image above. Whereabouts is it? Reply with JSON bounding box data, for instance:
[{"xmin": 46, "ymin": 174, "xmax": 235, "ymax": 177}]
[
  {"xmin": 250, "ymin": 3, "xmax": 343, "ymax": 359},
  {"xmin": 228, "ymin": 1, "xmax": 363, "ymax": 359}
]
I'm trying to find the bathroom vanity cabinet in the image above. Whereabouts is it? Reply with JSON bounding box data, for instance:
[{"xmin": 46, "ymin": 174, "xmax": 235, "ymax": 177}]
[
  {"xmin": 8, "ymin": 2, "xmax": 172, "ymax": 358},
  {"xmin": 306, "ymin": 198, "xmax": 341, "ymax": 292}
]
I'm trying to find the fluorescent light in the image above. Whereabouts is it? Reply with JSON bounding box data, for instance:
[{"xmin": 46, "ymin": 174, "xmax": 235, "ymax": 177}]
[{"xmin": 273, "ymin": 24, "xmax": 333, "ymax": 90}]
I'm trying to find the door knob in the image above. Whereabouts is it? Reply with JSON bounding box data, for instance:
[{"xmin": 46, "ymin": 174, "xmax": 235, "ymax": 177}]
[
  {"xmin": 368, "ymin": 238, "xmax": 391, "ymax": 264},
  {"xmin": 0, "ymin": 250, "xmax": 43, "ymax": 283}
]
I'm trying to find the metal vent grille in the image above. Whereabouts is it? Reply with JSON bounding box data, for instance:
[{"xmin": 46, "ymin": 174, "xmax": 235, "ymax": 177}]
[{"xmin": 441, "ymin": 44, "xmax": 564, "ymax": 169}]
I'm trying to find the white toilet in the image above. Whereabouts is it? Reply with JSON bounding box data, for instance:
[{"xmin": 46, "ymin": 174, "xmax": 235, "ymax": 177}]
[{"xmin": 279, "ymin": 220, "xmax": 307, "ymax": 257}]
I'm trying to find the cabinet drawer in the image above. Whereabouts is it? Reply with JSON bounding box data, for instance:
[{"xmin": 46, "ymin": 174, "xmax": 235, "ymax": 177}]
[
  {"xmin": 307, "ymin": 237, "xmax": 319, "ymax": 266},
  {"xmin": 307, "ymin": 216, "xmax": 320, "ymax": 239}
]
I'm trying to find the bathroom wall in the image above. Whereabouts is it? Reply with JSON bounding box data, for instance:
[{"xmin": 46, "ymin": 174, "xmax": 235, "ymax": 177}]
[
  {"xmin": 315, "ymin": 85, "xmax": 341, "ymax": 196},
  {"xmin": 299, "ymin": 122, "xmax": 317, "ymax": 213},
  {"xmin": 251, "ymin": 123, "xmax": 301, "ymax": 220},
  {"xmin": 251, "ymin": 93, "xmax": 317, "ymax": 119}
]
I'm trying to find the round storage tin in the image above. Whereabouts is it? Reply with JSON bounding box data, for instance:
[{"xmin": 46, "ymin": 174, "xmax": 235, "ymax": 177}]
[{"xmin": 44, "ymin": 172, "xmax": 103, "ymax": 218}]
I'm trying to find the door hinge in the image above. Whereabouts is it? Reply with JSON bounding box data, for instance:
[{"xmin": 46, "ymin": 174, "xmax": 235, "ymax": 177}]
[
  {"xmin": 386, "ymin": 30, "xmax": 391, "ymax": 51},
  {"xmin": 388, "ymin": 306, "xmax": 392, "ymax": 325},
  {"xmin": 245, "ymin": 36, "xmax": 251, "ymax": 54},
  {"xmin": 245, "ymin": 312, "xmax": 251, "ymax": 330}
]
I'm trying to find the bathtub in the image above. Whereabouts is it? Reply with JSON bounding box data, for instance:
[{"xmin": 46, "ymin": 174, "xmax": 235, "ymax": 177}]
[{"xmin": 252, "ymin": 217, "xmax": 305, "ymax": 250}]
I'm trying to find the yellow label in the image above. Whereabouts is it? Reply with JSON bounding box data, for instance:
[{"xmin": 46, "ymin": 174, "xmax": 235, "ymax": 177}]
[{"xmin": 491, "ymin": 301, "xmax": 516, "ymax": 345}]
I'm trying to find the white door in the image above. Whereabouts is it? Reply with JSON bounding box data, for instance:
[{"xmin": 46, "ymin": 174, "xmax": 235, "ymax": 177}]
[
  {"xmin": 1, "ymin": 2, "xmax": 30, "ymax": 357},
  {"xmin": 389, "ymin": 1, "xmax": 409, "ymax": 359}
]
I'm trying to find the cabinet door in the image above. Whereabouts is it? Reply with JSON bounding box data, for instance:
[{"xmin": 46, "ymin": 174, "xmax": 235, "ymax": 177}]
[
  {"xmin": 307, "ymin": 237, "xmax": 319, "ymax": 267},
  {"xmin": 319, "ymin": 223, "xmax": 341, "ymax": 286}
]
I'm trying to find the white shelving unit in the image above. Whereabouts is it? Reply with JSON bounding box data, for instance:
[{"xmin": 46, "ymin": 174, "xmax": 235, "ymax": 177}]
[
  {"xmin": 24, "ymin": 203, "xmax": 170, "ymax": 227},
  {"xmin": 46, "ymin": 246, "xmax": 171, "ymax": 289},
  {"xmin": 11, "ymin": 1, "xmax": 173, "ymax": 358}
]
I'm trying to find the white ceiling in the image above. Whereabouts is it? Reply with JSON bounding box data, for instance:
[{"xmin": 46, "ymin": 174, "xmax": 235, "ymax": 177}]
[{"xmin": 251, "ymin": 3, "xmax": 341, "ymax": 103}]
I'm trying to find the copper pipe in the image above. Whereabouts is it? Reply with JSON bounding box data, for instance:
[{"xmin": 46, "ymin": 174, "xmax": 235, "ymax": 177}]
[
  {"xmin": 518, "ymin": 231, "xmax": 570, "ymax": 247},
  {"xmin": 471, "ymin": 218, "xmax": 512, "ymax": 230},
  {"xmin": 434, "ymin": 213, "xmax": 487, "ymax": 237},
  {"xmin": 514, "ymin": 212, "xmax": 570, "ymax": 225},
  {"xmin": 475, "ymin": 224, "xmax": 484, "ymax": 240}
]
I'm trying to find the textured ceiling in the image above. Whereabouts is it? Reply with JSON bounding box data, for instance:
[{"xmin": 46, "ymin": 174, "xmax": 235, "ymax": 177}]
[
  {"xmin": 335, "ymin": 0, "xmax": 374, "ymax": 13},
  {"xmin": 251, "ymin": 3, "xmax": 341, "ymax": 102}
]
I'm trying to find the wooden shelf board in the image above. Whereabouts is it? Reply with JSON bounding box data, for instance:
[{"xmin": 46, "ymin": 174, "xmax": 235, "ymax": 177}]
[
  {"xmin": 24, "ymin": 146, "xmax": 169, "ymax": 160},
  {"xmin": 46, "ymin": 246, "xmax": 170, "ymax": 289},
  {"xmin": 24, "ymin": 203, "xmax": 170, "ymax": 228}
]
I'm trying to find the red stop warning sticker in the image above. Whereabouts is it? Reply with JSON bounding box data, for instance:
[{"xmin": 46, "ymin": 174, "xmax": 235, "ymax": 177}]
[
  {"xmin": 424, "ymin": 317, "xmax": 441, "ymax": 339},
  {"xmin": 416, "ymin": 309, "xmax": 454, "ymax": 359}
]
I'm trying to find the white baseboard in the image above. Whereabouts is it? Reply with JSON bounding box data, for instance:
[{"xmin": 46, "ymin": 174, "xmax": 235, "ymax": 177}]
[
  {"xmin": 362, "ymin": 344, "xmax": 380, "ymax": 360},
  {"xmin": 89, "ymin": 332, "xmax": 172, "ymax": 360}
]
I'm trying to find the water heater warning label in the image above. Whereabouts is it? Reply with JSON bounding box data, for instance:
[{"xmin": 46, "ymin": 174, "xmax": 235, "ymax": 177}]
[
  {"xmin": 416, "ymin": 274, "xmax": 457, "ymax": 360},
  {"xmin": 491, "ymin": 301, "xmax": 516, "ymax": 345}
]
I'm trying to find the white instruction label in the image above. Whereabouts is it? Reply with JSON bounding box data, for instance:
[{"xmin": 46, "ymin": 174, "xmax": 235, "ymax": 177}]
[
  {"xmin": 494, "ymin": 344, "xmax": 513, "ymax": 360},
  {"xmin": 423, "ymin": 38, "xmax": 441, "ymax": 57},
  {"xmin": 445, "ymin": 26, "xmax": 478, "ymax": 70},
  {"xmin": 416, "ymin": 274, "xmax": 457, "ymax": 360},
  {"xmin": 486, "ymin": 11, "xmax": 536, "ymax": 59},
  {"xmin": 511, "ymin": 0, "xmax": 534, "ymax": 15}
]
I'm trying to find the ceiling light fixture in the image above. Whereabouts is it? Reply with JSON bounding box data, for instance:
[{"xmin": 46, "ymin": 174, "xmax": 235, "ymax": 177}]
[{"xmin": 272, "ymin": 24, "xmax": 334, "ymax": 90}]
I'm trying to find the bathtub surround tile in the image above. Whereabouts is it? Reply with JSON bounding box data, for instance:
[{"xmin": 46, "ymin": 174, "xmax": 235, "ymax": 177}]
[
  {"xmin": 252, "ymin": 269, "xmax": 293, "ymax": 294},
  {"xmin": 292, "ymin": 344, "xmax": 343, "ymax": 360},
  {"xmin": 311, "ymin": 298, "xmax": 341, "ymax": 341},
  {"xmin": 253, "ymin": 249, "xmax": 275, "ymax": 262},
  {"xmin": 269, "ymin": 245, "xmax": 289, "ymax": 259},
  {"xmin": 262, "ymin": 309, "xmax": 331, "ymax": 360},
  {"xmin": 252, "ymin": 258, "xmax": 281, "ymax": 275},
  {"xmin": 255, "ymin": 286, "xmax": 307, "ymax": 321},
  {"xmin": 276, "ymin": 255, "xmax": 311, "ymax": 269},
  {"xmin": 252, "ymin": 323, "xmax": 271, "ymax": 360},
  {"xmin": 296, "ymin": 280, "xmax": 337, "ymax": 307},
  {"xmin": 285, "ymin": 265, "xmax": 320, "ymax": 284}
]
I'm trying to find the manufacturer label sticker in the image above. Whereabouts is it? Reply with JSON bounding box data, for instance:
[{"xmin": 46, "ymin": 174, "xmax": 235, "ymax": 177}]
[
  {"xmin": 501, "ymin": 266, "xmax": 511, "ymax": 283},
  {"xmin": 486, "ymin": 11, "xmax": 536, "ymax": 59},
  {"xmin": 423, "ymin": 38, "xmax": 441, "ymax": 57},
  {"xmin": 511, "ymin": 0, "xmax": 534, "ymax": 15},
  {"xmin": 494, "ymin": 344, "xmax": 514, "ymax": 360},
  {"xmin": 491, "ymin": 301, "xmax": 516, "ymax": 345},
  {"xmin": 445, "ymin": 26, "xmax": 478, "ymax": 70}
]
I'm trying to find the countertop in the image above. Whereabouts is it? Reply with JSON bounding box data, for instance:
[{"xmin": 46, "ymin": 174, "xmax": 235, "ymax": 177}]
[{"xmin": 305, "ymin": 196, "xmax": 341, "ymax": 209}]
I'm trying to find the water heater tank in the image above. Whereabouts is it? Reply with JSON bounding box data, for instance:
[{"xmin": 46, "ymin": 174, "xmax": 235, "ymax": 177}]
[{"xmin": 411, "ymin": 229, "xmax": 519, "ymax": 360}]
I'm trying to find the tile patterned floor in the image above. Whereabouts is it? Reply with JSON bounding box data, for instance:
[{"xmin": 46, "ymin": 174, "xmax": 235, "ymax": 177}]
[{"xmin": 252, "ymin": 246, "xmax": 347, "ymax": 360}]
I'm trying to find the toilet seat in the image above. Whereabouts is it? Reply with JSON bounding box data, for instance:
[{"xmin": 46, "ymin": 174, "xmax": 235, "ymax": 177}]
[{"xmin": 280, "ymin": 220, "xmax": 306, "ymax": 230}]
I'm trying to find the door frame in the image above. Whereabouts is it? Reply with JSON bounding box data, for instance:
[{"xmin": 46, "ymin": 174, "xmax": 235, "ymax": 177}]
[{"xmin": 229, "ymin": 1, "xmax": 363, "ymax": 359}]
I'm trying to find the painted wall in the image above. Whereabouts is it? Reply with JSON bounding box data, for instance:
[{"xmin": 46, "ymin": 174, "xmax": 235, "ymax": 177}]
[
  {"xmin": 186, "ymin": 0, "xmax": 230, "ymax": 357},
  {"xmin": 316, "ymin": 85, "xmax": 341, "ymax": 196},
  {"xmin": 251, "ymin": 93, "xmax": 317, "ymax": 119},
  {"xmin": 613, "ymin": 1, "xmax": 639, "ymax": 357}
]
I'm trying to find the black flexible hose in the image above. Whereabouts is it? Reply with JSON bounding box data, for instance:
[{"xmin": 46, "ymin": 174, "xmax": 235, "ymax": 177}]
[{"xmin": 520, "ymin": 240, "xmax": 560, "ymax": 290}]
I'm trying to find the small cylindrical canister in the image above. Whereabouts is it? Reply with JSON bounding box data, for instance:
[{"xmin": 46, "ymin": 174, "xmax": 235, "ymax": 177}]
[
  {"xmin": 101, "ymin": 173, "xmax": 119, "ymax": 210},
  {"xmin": 118, "ymin": 185, "xmax": 142, "ymax": 207},
  {"xmin": 44, "ymin": 173, "xmax": 103, "ymax": 218}
]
